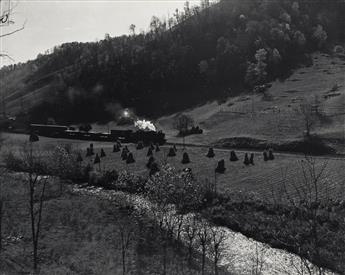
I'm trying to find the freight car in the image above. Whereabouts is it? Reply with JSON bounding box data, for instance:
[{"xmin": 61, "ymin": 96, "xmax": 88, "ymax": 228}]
[
  {"xmin": 30, "ymin": 124, "xmax": 69, "ymax": 137},
  {"xmin": 29, "ymin": 124, "xmax": 166, "ymax": 144}
]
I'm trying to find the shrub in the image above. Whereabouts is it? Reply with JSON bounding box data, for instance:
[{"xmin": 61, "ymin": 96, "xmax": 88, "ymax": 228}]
[
  {"xmin": 149, "ymin": 162, "xmax": 159, "ymax": 176},
  {"xmin": 88, "ymin": 169, "xmax": 118, "ymax": 189},
  {"xmin": 3, "ymin": 151, "xmax": 26, "ymax": 172},
  {"xmin": 50, "ymin": 145, "xmax": 85, "ymax": 180},
  {"xmin": 145, "ymin": 165, "xmax": 204, "ymax": 211},
  {"xmin": 117, "ymin": 171, "xmax": 145, "ymax": 193}
]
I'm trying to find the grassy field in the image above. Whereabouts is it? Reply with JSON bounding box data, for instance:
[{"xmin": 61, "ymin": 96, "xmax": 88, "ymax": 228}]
[
  {"xmin": 85, "ymin": 143, "xmax": 345, "ymax": 201},
  {"xmin": 2, "ymin": 133, "xmax": 344, "ymax": 202},
  {"xmin": 1, "ymin": 134, "xmax": 344, "ymax": 273},
  {"xmin": 0, "ymin": 172, "xmax": 221, "ymax": 275}
]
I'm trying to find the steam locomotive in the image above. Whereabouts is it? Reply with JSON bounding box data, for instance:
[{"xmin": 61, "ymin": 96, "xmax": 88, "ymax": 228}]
[{"xmin": 29, "ymin": 124, "xmax": 166, "ymax": 145}]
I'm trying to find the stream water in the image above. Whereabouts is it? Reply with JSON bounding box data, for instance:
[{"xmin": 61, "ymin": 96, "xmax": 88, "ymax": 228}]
[{"xmin": 72, "ymin": 185, "xmax": 337, "ymax": 275}]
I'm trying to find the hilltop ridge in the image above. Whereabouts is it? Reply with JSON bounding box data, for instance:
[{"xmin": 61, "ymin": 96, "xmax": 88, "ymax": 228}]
[{"xmin": 0, "ymin": 0, "xmax": 344, "ymax": 124}]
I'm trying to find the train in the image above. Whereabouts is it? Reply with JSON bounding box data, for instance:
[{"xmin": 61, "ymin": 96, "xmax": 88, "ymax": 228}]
[{"xmin": 29, "ymin": 124, "xmax": 166, "ymax": 145}]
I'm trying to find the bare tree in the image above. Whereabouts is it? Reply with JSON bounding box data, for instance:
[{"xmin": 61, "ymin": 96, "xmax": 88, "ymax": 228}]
[
  {"xmin": 19, "ymin": 142, "xmax": 50, "ymax": 271},
  {"xmin": 197, "ymin": 220, "xmax": 211, "ymax": 275},
  {"xmin": 250, "ymin": 243, "xmax": 267, "ymax": 275},
  {"xmin": 173, "ymin": 114, "xmax": 194, "ymax": 149},
  {"xmin": 184, "ymin": 215, "xmax": 198, "ymax": 265},
  {"xmin": 175, "ymin": 213, "xmax": 184, "ymax": 242},
  {"xmin": 117, "ymin": 211, "xmax": 136, "ymax": 275},
  {"xmin": 150, "ymin": 203, "xmax": 171, "ymax": 275},
  {"xmin": 209, "ymin": 227, "xmax": 226, "ymax": 275},
  {"xmin": 273, "ymin": 156, "xmax": 331, "ymax": 275},
  {"xmin": 297, "ymin": 100, "xmax": 318, "ymax": 138}
]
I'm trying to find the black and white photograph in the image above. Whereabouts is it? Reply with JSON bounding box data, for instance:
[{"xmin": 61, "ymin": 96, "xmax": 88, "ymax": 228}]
[{"xmin": 0, "ymin": 0, "xmax": 344, "ymax": 274}]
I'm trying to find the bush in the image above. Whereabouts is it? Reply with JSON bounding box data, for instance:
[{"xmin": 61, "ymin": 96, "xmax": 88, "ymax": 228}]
[
  {"xmin": 50, "ymin": 145, "xmax": 86, "ymax": 181},
  {"xmin": 145, "ymin": 165, "xmax": 205, "ymax": 211},
  {"xmin": 4, "ymin": 150, "xmax": 49, "ymax": 175},
  {"xmin": 117, "ymin": 171, "xmax": 146, "ymax": 193},
  {"xmin": 88, "ymin": 169, "xmax": 118, "ymax": 188},
  {"xmin": 3, "ymin": 151, "xmax": 26, "ymax": 172}
]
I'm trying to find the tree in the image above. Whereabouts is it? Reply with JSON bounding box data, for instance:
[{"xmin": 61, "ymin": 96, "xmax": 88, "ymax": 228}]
[
  {"xmin": 117, "ymin": 211, "xmax": 136, "ymax": 275},
  {"xmin": 173, "ymin": 114, "xmax": 194, "ymax": 149},
  {"xmin": 197, "ymin": 221, "xmax": 210, "ymax": 275},
  {"xmin": 312, "ymin": 25, "xmax": 327, "ymax": 49},
  {"xmin": 19, "ymin": 143, "xmax": 50, "ymax": 271},
  {"xmin": 275, "ymin": 157, "xmax": 332, "ymax": 275},
  {"xmin": 298, "ymin": 100, "xmax": 318, "ymax": 138},
  {"xmin": 129, "ymin": 24, "xmax": 136, "ymax": 36},
  {"xmin": 245, "ymin": 49, "xmax": 268, "ymax": 88},
  {"xmin": 184, "ymin": 215, "xmax": 198, "ymax": 265},
  {"xmin": 209, "ymin": 227, "xmax": 226, "ymax": 275}
]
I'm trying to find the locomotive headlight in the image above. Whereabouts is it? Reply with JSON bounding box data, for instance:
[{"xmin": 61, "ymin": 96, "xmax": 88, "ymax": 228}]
[{"xmin": 123, "ymin": 109, "xmax": 130, "ymax": 117}]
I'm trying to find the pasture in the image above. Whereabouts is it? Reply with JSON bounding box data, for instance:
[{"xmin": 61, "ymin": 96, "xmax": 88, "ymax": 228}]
[
  {"xmin": 2, "ymin": 133, "xmax": 344, "ymax": 201},
  {"xmin": 83, "ymin": 142, "xmax": 345, "ymax": 202}
]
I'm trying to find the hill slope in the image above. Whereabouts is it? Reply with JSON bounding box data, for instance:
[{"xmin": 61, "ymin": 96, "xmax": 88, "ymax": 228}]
[
  {"xmin": 157, "ymin": 52, "xmax": 345, "ymax": 152},
  {"xmin": 1, "ymin": 0, "xmax": 344, "ymax": 124}
]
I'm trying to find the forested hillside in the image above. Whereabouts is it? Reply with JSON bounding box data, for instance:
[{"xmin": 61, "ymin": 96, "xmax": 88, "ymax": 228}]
[{"xmin": 1, "ymin": 0, "xmax": 344, "ymax": 124}]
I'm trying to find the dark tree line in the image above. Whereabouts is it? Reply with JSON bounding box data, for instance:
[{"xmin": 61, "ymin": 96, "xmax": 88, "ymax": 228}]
[{"xmin": 0, "ymin": 0, "xmax": 344, "ymax": 123}]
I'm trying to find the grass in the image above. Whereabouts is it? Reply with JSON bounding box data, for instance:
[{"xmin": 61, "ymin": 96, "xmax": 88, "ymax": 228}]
[
  {"xmin": 2, "ymin": 137, "xmax": 345, "ymax": 273},
  {"xmin": 2, "ymin": 134, "xmax": 344, "ymax": 202},
  {"xmin": 0, "ymin": 172, "xmax": 219, "ymax": 275},
  {"xmin": 154, "ymin": 53, "xmax": 345, "ymax": 153},
  {"xmin": 79, "ymin": 142, "xmax": 345, "ymax": 202}
]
